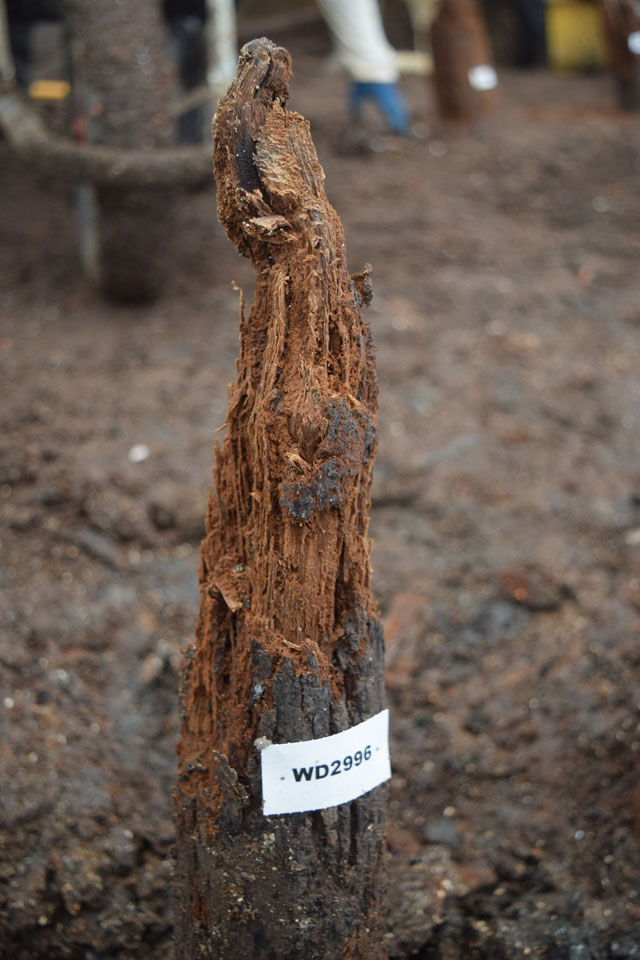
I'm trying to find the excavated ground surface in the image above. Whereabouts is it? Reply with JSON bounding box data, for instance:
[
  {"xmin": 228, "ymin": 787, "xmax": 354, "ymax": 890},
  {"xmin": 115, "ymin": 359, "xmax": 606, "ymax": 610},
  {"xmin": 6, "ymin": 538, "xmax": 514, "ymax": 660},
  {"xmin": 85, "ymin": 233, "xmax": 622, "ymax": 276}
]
[{"xmin": 2, "ymin": 25, "xmax": 640, "ymax": 960}]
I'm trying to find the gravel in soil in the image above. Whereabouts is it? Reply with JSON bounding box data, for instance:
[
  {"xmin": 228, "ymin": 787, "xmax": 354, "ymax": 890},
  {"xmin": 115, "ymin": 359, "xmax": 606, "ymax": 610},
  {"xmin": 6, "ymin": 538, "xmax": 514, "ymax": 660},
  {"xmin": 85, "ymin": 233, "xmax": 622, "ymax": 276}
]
[{"xmin": 1, "ymin": 36, "xmax": 640, "ymax": 960}]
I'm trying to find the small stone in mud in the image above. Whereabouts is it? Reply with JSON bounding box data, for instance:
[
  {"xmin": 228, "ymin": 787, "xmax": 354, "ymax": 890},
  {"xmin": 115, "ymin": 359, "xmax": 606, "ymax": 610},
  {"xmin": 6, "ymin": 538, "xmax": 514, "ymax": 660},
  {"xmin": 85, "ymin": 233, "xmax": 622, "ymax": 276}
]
[
  {"xmin": 609, "ymin": 928, "xmax": 640, "ymax": 957},
  {"xmin": 128, "ymin": 444, "xmax": 150, "ymax": 463},
  {"xmin": 499, "ymin": 567, "xmax": 567, "ymax": 611},
  {"xmin": 424, "ymin": 817, "xmax": 460, "ymax": 849}
]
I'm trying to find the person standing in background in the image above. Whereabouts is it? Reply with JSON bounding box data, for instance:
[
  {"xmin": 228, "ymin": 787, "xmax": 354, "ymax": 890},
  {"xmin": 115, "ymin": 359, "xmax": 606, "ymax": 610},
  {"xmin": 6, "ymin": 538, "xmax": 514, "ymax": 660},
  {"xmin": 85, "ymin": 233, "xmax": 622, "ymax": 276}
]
[
  {"xmin": 512, "ymin": 0, "xmax": 547, "ymax": 68},
  {"xmin": 316, "ymin": 0, "xmax": 411, "ymax": 133}
]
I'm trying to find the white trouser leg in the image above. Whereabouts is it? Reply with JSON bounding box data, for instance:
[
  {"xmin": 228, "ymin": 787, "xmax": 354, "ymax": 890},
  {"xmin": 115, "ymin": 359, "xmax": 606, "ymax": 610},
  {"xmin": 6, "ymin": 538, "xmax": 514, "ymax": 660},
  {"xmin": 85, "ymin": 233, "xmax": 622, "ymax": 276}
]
[{"xmin": 316, "ymin": 0, "xmax": 399, "ymax": 83}]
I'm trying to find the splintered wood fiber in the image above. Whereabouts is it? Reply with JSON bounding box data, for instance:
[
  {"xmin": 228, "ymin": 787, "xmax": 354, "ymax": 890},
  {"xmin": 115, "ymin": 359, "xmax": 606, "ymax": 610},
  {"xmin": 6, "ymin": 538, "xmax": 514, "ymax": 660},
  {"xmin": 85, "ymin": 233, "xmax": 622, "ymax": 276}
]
[{"xmin": 173, "ymin": 38, "xmax": 386, "ymax": 960}]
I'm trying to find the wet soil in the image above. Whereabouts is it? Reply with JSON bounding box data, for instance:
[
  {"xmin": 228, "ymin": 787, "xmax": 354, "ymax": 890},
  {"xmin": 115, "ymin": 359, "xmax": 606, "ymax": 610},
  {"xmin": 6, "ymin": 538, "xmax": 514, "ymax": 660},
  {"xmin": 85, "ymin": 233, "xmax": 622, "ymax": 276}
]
[{"xmin": 2, "ymin": 29, "xmax": 640, "ymax": 960}]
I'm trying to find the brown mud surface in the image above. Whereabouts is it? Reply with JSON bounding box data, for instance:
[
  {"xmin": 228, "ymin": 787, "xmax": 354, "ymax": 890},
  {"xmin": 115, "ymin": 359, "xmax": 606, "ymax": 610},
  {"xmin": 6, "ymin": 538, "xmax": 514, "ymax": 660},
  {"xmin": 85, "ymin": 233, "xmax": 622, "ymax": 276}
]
[{"xmin": 2, "ymin": 26, "xmax": 640, "ymax": 960}]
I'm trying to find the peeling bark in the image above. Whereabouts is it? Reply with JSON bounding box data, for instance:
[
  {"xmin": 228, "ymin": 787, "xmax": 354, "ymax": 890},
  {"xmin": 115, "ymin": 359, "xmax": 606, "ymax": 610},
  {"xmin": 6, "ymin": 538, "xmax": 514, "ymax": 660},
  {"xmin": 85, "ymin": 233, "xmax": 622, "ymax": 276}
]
[{"xmin": 172, "ymin": 39, "xmax": 386, "ymax": 960}]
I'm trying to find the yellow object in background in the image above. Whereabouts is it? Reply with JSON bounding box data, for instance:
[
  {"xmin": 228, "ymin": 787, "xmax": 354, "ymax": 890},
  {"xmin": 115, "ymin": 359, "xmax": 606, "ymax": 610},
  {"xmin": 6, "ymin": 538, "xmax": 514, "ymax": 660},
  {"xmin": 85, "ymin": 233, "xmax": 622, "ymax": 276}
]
[
  {"xmin": 28, "ymin": 80, "xmax": 71, "ymax": 101},
  {"xmin": 546, "ymin": 0, "xmax": 609, "ymax": 71}
]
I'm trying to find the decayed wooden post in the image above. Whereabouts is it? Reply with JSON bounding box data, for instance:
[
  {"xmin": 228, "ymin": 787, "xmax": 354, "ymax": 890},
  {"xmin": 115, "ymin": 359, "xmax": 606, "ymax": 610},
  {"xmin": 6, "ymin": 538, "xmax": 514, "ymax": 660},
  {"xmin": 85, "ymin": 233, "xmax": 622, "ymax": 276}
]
[
  {"xmin": 430, "ymin": 0, "xmax": 498, "ymax": 124},
  {"xmin": 173, "ymin": 39, "xmax": 387, "ymax": 959},
  {"xmin": 602, "ymin": 0, "xmax": 640, "ymax": 111}
]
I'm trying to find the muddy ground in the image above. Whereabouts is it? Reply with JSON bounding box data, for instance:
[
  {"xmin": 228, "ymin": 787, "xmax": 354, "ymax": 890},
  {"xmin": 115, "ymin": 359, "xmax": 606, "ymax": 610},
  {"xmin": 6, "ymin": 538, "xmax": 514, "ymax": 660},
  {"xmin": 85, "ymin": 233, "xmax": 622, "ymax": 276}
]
[{"xmin": 2, "ymin": 20, "xmax": 640, "ymax": 960}]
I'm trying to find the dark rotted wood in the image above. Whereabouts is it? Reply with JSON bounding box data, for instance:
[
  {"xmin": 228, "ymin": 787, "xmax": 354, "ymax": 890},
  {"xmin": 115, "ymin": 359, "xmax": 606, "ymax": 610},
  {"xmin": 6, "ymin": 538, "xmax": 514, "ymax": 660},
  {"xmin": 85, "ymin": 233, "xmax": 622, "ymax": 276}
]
[
  {"xmin": 172, "ymin": 38, "xmax": 387, "ymax": 960},
  {"xmin": 430, "ymin": 0, "xmax": 497, "ymax": 124},
  {"xmin": 602, "ymin": 0, "xmax": 640, "ymax": 110}
]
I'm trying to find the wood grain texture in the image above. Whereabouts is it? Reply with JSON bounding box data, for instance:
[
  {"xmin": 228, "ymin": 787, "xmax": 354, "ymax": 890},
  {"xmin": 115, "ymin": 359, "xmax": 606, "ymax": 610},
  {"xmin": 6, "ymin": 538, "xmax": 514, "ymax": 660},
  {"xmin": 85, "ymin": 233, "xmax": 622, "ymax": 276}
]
[{"xmin": 172, "ymin": 38, "xmax": 387, "ymax": 959}]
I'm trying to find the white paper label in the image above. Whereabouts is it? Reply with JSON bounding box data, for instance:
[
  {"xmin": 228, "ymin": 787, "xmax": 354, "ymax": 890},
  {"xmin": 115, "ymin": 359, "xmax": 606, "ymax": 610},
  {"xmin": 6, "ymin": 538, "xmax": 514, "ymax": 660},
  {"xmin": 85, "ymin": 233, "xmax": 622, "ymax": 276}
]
[
  {"xmin": 629, "ymin": 31, "xmax": 640, "ymax": 55},
  {"xmin": 468, "ymin": 64, "xmax": 498, "ymax": 91},
  {"xmin": 260, "ymin": 709, "xmax": 391, "ymax": 816}
]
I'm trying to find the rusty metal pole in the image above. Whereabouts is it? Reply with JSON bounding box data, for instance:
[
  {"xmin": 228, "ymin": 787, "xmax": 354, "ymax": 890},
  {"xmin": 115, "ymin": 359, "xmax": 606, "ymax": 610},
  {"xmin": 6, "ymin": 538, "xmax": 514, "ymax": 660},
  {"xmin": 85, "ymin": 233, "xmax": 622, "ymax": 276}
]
[{"xmin": 172, "ymin": 39, "xmax": 388, "ymax": 960}]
